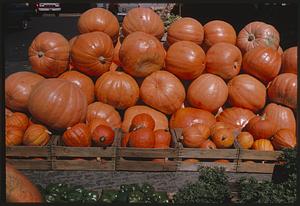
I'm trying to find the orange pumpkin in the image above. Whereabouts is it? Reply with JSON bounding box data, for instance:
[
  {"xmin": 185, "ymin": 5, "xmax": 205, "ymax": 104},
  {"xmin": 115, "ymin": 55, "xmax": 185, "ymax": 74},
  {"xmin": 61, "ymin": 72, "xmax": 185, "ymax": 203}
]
[
  {"xmin": 271, "ymin": 129, "xmax": 296, "ymax": 150},
  {"xmin": 130, "ymin": 113, "xmax": 155, "ymax": 132},
  {"xmin": 28, "ymin": 32, "xmax": 70, "ymax": 77},
  {"xmin": 119, "ymin": 31, "xmax": 165, "ymax": 77},
  {"xmin": 165, "ymin": 41, "xmax": 206, "ymax": 80},
  {"xmin": 122, "ymin": 7, "xmax": 164, "ymax": 39},
  {"xmin": 6, "ymin": 112, "xmax": 29, "ymax": 131},
  {"xmin": 23, "ymin": 124, "xmax": 51, "ymax": 146},
  {"xmin": 87, "ymin": 118, "xmax": 109, "ymax": 134},
  {"xmin": 71, "ymin": 32, "xmax": 114, "ymax": 77},
  {"xmin": 214, "ymin": 159, "xmax": 230, "ymax": 163},
  {"xmin": 252, "ymin": 139, "xmax": 274, "ymax": 151},
  {"xmin": 199, "ymin": 139, "xmax": 217, "ymax": 149},
  {"xmin": 182, "ymin": 124, "xmax": 210, "ymax": 148},
  {"xmin": 183, "ymin": 159, "xmax": 199, "ymax": 163},
  {"xmin": 5, "ymin": 126, "xmax": 24, "ymax": 146},
  {"xmin": 211, "ymin": 128, "xmax": 235, "ymax": 148},
  {"xmin": 128, "ymin": 128, "xmax": 155, "ymax": 148},
  {"xmin": 245, "ymin": 115, "xmax": 277, "ymax": 140},
  {"xmin": 187, "ymin": 74, "xmax": 228, "ymax": 112},
  {"xmin": 5, "ymin": 72, "xmax": 45, "ymax": 111},
  {"xmin": 95, "ymin": 71, "xmax": 139, "ymax": 109},
  {"xmin": 62, "ymin": 123, "xmax": 91, "ymax": 147},
  {"xmin": 236, "ymin": 132, "xmax": 254, "ymax": 149},
  {"xmin": 210, "ymin": 121, "xmax": 236, "ymax": 136},
  {"xmin": 154, "ymin": 129, "xmax": 172, "ymax": 148},
  {"xmin": 281, "ymin": 46, "xmax": 297, "ymax": 74},
  {"xmin": 92, "ymin": 125, "xmax": 115, "ymax": 147},
  {"xmin": 140, "ymin": 71, "xmax": 186, "ymax": 114}
]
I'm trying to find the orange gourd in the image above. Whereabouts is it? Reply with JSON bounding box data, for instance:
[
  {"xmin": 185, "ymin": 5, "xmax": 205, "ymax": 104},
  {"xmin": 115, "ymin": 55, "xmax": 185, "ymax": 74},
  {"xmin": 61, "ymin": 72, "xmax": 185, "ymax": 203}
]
[{"xmin": 23, "ymin": 124, "xmax": 51, "ymax": 146}]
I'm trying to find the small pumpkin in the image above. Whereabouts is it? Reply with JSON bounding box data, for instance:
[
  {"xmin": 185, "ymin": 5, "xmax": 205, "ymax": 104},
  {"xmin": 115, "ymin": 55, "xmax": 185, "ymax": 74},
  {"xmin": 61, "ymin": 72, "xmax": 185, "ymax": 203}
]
[
  {"xmin": 62, "ymin": 123, "xmax": 91, "ymax": 147},
  {"xmin": 154, "ymin": 129, "xmax": 172, "ymax": 148},
  {"xmin": 182, "ymin": 124, "xmax": 210, "ymax": 148},
  {"xmin": 128, "ymin": 128, "xmax": 155, "ymax": 148},
  {"xmin": 210, "ymin": 121, "xmax": 236, "ymax": 136},
  {"xmin": 88, "ymin": 118, "xmax": 109, "ymax": 134},
  {"xmin": 271, "ymin": 129, "xmax": 296, "ymax": 150},
  {"xmin": 281, "ymin": 46, "xmax": 297, "ymax": 74},
  {"xmin": 199, "ymin": 140, "xmax": 217, "ymax": 149},
  {"xmin": 211, "ymin": 128, "xmax": 235, "ymax": 148},
  {"xmin": 6, "ymin": 112, "xmax": 29, "ymax": 131},
  {"xmin": 5, "ymin": 126, "xmax": 24, "ymax": 146},
  {"xmin": 252, "ymin": 139, "xmax": 274, "ymax": 151},
  {"xmin": 129, "ymin": 113, "xmax": 155, "ymax": 132},
  {"xmin": 23, "ymin": 124, "xmax": 51, "ymax": 146},
  {"xmin": 91, "ymin": 125, "xmax": 115, "ymax": 147},
  {"xmin": 121, "ymin": 132, "xmax": 131, "ymax": 147},
  {"xmin": 236, "ymin": 132, "xmax": 254, "ymax": 149}
]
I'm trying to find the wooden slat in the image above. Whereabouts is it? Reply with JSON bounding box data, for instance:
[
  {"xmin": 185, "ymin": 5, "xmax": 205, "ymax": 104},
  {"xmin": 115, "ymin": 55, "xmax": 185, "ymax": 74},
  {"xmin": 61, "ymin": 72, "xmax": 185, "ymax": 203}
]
[
  {"xmin": 177, "ymin": 162, "xmax": 237, "ymax": 172},
  {"xmin": 6, "ymin": 146, "xmax": 50, "ymax": 157},
  {"xmin": 52, "ymin": 146, "xmax": 116, "ymax": 157},
  {"xmin": 6, "ymin": 159, "xmax": 51, "ymax": 170},
  {"xmin": 236, "ymin": 162, "xmax": 275, "ymax": 173},
  {"xmin": 179, "ymin": 149, "xmax": 238, "ymax": 159},
  {"xmin": 116, "ymin": 160, "xmax": 177, "ymax": 171},
  {"xmin": 52, "ymin": 160, "xmax": 114, "ymax": 171},
  {"xmin": 117, "ymin": 148, "xmax": 177, "ymax": 158},
  {"xmin": 239, "ymin": 150, "xmax": 282, "ymax": 161}
]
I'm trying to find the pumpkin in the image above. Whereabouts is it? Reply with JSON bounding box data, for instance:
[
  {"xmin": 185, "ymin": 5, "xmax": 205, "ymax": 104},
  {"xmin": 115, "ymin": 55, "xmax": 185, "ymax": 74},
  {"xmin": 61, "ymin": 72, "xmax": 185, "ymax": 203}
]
[
  {"xmin": 140, "ymin": 71, "xmax": 186, "ymax": 114},
  {"xmin": 187, "ymin": 74, "xmax": 228, "ymax": 112},
  {"xmin": 202, "ymin": 20, "xmax": 236, "ymax": 50},
  {"xmin": 182, "ymin": 124, "xmax": 210, "ymax": 148},
  {"xmin": 119, "ymin": 31, "xmax": 165, "ymax": 77},
  {"xmin": 71, "ymin": 31, "xmax": 114, "ymax": 77},
  {"xmin": 68, "ymin": 36, "xmax": 78, "ymax": 70},
  {"xmin": 23, "ymin": 124, "xmax": 51, "ymax": 146},
  {"xmin": 216, "ymin": 107, "xmax": 256, "ymax": 128},
  {"xmin": 154, "ymin": 129, "xmax": 172, "ymax": 148},
  {"xmin": 227, "ymin": 74, "xmax": 266, "ymax": 112},
  {"xmin": 92, "ymin": 125, "xmax": 115, "ymax": 147},
  {"xmin": 121, "ymin": 132, "xmax": 131, "ymax": 147},
  {"xmin": 130, "ymin": 113, "xmax": 155, "ymax": 132},
  {"xmin": 59, "ymin": 71, "xmax": 95, "ymax": 104},
  {"xmin": 237, "ymin": 21, "xmax": 280, "ymax": 54},
  {"xmin": 128, "ymin": 128, "xmax": 155, "ymax": 148},
  {"xmin": 95, "ymin": 71, "xmax": 139, "ymax": 109},
  {"xmin": 28, "ymin": 32, "xmax": 70, "ymax": 77},
  {"xmin": 199, "ymin": 139, "xmax": 217, "ymax": 149},
  {"xmin": 281, "ymin": 46, "xmax": 297, "ymax": 74},
  {"xmin": 236, "ymin": 132, "xmax": 254, "ymax": 149},
  {"xmin": 28, "ymin": 79, "xmax": 87, "ymax": 130},
  {"xmin": 5, "ymin": 72, "xmax": 45, "ymax": 111},
  {"xmin": 88, "ymin": 118, "xmax": 109, "ymax": 134},
  {"xmin": 122, "ymin": 105, "xmax": 169, "ymax": 133},
  {"xmin": 211, "ymin": 128, "xmax": 235, "ymax": 148},
  {"xmin": 252, "ymin": 139, "xmax": 274, "ymax": 151},
  {"xmin": 205, "ymin": 43, "xmax": 242, "ymax": 80},
  {"xmin": 5, "ymin": 126, "xmax": 24, "ymax": 146},
  {"xmin": 167, "ymin": 17, "xmax": 204, "ymax": 45},
  {"xmin": 210, "ymin": 121, "xmax": 236, "ymax": 136},
  {"xmin": 122, "ymin": 7, "xmax": 164, "ymax": 39},
  {"xmin": 242, "ymin": 46, "xmax": 281, "ymax": 84},
  {"xmin": 62, "ymin": 123, "xmax": 91, "ymax": 147},
  {"xmin": 112, "ymin": 38, "xmax": 121, "ymax": 66},
  {"xmin": 165, "ymin": 41, "xmax": 206, "ymax": 80},
  {"xmin": 272, "ymin": 129, "xmax": 296, "ymax": 150},
  {"xmin": 214, "ymin": 159, "xmax": 230, "ymax": 163},
  {"xmin": 263, "ymin": 103, "xmax": 296, "ymax": 135},
  {"xmin": 183, "ymin": 159, "xmax": 199, "ymax": 163},
  {"xmin": 6, "ymin": 112, "xmax": 29, "ymax": 131},
  {"xmin": 86, "ymin": 102, "xmax": 122, "ymax": 128},
  {"xmin": 170, "ymin": 107, "xmax": 216, "ymax": 129},
  {"xmin": 267, "ymin": 73, "xmax": 297, "ymax": 110},
  {"xmin": 77, "ymin": 8, "xmax": 119, "ymax": 42},
  {"xmin": 245, "ymin": 114, "xmax": 277, "ymax": 140}
]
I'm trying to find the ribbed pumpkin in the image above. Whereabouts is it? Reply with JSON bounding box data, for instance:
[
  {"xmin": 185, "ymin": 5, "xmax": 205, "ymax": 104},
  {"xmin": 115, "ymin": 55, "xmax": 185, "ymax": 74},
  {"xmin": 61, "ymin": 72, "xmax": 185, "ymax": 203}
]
[
  {"xmin": 5, "ymin": 126, "xmax": 24, "ymax": 146},
  {"xmin": 154, "ymin": 129, "xmax": 172, "ymax": 148},
  {"xmin": 242, "ymin": 46, "xmax": 281, "ymax": 84},
  {"xmin": 267, "ymin": 73, "xmax": 297, "ymax": 110},
  {"xmin": 165, "ymin": 41, "xmax": 206, "ymax": 80},
  {"xmin": 119, "ymin": 32, "xmax": 165, "ymax": 77},
  {"xmin": 237, "ymin": 21, "xmax": 280, "ymax": 54},
  {"xmin": 272, "ymin": 129, "xmax": 296, "ymax": 150},
  {"xmin": 62, "ymin": 123, "xmax": 91, "ymax": 147},
  {"xmin": 140, "ymin": 71, "xmax": 186, "ymax": 114},
  {"xmin": 187, "ymin": 74, "xmax": 228, "ymax": 112},
  {"xmin": 59, "ymin": 71, "xmax": 95, "ymax": 104},
  {"xmin": 88, "ymin": 118, "xmax": 109, "ymax": 134},
  {"xmin": 199, "ymin": 139, "xmax": 217, "ymax": 149},
  {"xmin": 92, "ymin": 125, "xmax": 115, "ymax": 147},
  {"xmin": 167, "ymin": 17, "xmax": 204, "ymax": 45},
  {"xmin": 170, "ymin": 107, "xmax": 216, "ymax": 129},
  {"xmin": 237, "ymin": 132, "xmax": 254, "ymax": 149},
  {"xmin": 86, "ymin": 102, "xmax": 121, "ymax": 128},
  {"xmin": 122, "ymin": 106, "xmax": 168, "ymax": 133},
  {"xmin": 28, "ymin": 79, "xmax": 87, "ymax": 130},
  {"xmin": 23, "ymin": 124, "xmax": 51, "ymax": 146},
  {"xmin": 205, "ymin": 43, "xmax": 242, "ymax": 80},
  {"xmin": 182, "ymin": 124, "xmax": 210, "ymax": 148},
  {"xmin": 263, "ymin": 103, "xmax": 296, "ymax": 135},
  {"xmin": 281, "ymin": 46, "xmax": 297, "ymax": 74},
  {"xmin": 227, "ymin": 74, "xmax": 266, "ymax": 112},
  {"xmin": 211, "ymin": 128, "xmax": 235, "ymax": 148},
  {"xmin": 5, "ymin": 72, "xmax": 45, "ymax": 111},
  {"xmin": 6, "ymin": 112, "xmax": 29, "ymax": 131},
  {"xmin": 130, "ymin": 113, "xmax": 155, "ymax": 132},
  {"xmin": 95, "ymin": 71, "xmax": 139, "ymax": 110},
  {"xmin": 216, "ymin": 107, "xmax": 255, "ymax": 129},
  {"xmin": 71, "ymin": 32, "xmax": 114, "ymax": 77},
  {"xmin": 28, "ymin": 32, "xmax": 70, "ymax": 77},
  {"xmin": 128, "ymin": 128, "xmax": 155, "ymax": 148},
  {"xmin": 77, "ymin": 8, "xmax": 119, "ymax": 42},
  {"xmin": 122, "ymin": 7, "xmax": 164, "ymax": 39},
  {"xmin": 252, "ymin": 139, "xmax": 274, "ymax": 151}
]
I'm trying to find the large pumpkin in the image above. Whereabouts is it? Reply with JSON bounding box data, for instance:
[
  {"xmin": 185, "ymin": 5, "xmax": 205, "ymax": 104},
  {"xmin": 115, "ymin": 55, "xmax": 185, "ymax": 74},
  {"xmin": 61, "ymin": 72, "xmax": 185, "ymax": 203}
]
[
  {"xmin": 227, "ymin": 74, "xmax": 266, "ymax": 112},
  {"xmin": 140, "ymin": 71, "xmax": 186, "ymax": 114},
  {"xmin": 122, "ymin": 105, "xmax": 168, "ymax": 133},
  {"xmin": 122, "ymin": 7, "xmax": 164, "ymax": 39},
  {"xmin": 281, "ymin": 46, "xmax": 297, "ymax": 74},
  {"xmin": 205, "ymin": 43, "xmax": 242, "ymax": 80},
  {"xmin": 167, "ymin": 17, "xmax": 204, "ymax": 45},
  {"xmin": 28, "ymin": 32, "xmax": 70, "ymax": 77},
  {"xmin": 187, "ymin": 74, "xmax": 228, "ymax": 112},
  {"xmin": 77, "ymin": 8, "xmax": 119, "ymax": 42},
  {"xmin": 170, "ymin": 107, "xmax": 216, "ymax": 129},
  {"xmin": 5, "ymin": 72, "xmax": 45, "ymax": 112},
  {"xmin": 267, "ymin": 73, "xmax": 297, "ymax": 110},
  {"xmin": 165, "ymin": 41, "xmax": 206, "ymax": 80},
  {"xmin": 86, "ymin": 102, "xmax": 121, "ymax": 128},
  {"xmin": 237, "ymin": 21, "xmax": 280, "ymax": 54},
  {"xmin": 59, "ymin": 71, "xmax": 95, "ymax": 104},
  {"xmin": 119, "ymin": 31, "xmax": 165, "ymax": 77},
  {"xmin": 216, "ymin": 107, "xmax": 255, "ymax": 129},
  {"xmin": 272, "ymin": 129, "xmax": 296, "ymax": 150},
  {"xmin": 28, "ymin": 79, "xmax": 87, "ymax": 130},
  {"xmin": 95, "ymin": 71, "xmax": 139, "ymax": 109},
  {"xmin": 245, "ymin": 115, "xmax": 277, "ymax": 140},
  {"xmin": 71, "ymin": 31, "xmax": 114, "ymax": 77}
]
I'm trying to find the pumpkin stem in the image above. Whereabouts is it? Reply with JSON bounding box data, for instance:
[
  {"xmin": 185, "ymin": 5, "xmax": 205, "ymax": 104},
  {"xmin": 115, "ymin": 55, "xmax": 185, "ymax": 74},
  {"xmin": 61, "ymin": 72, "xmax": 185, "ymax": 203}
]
[
  {"xmin": 67, "ymin": 127, "xmax": 71, "ymax": 130},
  {"xmin": 248, "ymin": 34, "xmax": 255, "ymax": 41},
  {"xmin": 99, "ymin": 56, "xmax": 106, "ymax": 64},
  {"xmin": 261, "ymin": 113, "xmax": 266, "ymax": 120},
  {"xmin": 100, "ymin": 136, "xmax": 106, "ymax": 142},
  {"xmin": 45, "ymin": 130, "xmax": 52, "ymax": 135},
  {"xmin": 37, "ymin": 51, "xmax": 44, "ymax": 58}
]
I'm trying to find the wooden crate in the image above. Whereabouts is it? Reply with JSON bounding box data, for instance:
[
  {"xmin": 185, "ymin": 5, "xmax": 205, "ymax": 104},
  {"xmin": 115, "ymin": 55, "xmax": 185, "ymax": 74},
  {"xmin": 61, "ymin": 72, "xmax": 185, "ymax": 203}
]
[
  {"xmin": 115, "ymin": 129, "xmax": 179, "ymax": 171},
  {"xmin": 51, "ymin": 129, "xmax": 121, "ymax": 171}
]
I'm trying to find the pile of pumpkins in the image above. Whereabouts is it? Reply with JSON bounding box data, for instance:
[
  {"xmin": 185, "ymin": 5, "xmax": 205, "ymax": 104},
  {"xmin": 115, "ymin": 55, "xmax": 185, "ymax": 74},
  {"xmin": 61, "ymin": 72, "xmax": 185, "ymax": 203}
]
[{"xmin": 5, "ymin": 7, "xmax": 297, "ymax": 152}]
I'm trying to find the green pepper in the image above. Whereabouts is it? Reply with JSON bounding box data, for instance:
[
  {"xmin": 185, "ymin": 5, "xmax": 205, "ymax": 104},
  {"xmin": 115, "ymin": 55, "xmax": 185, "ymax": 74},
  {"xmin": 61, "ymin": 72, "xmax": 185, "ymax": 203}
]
[
  {"xmin": 152, "ymin": 191, "xmax": 169, "ymax": 203},
  {"xmin": 128, "ymin": 191, "xmax": 145, "ymax": 203},
  {"xmin": 83, "ymin": 191, "xmax": 100, "ymax": 203},
  {"xmin": 120, "ymin": 184, "xmax": 140, "ymax": 193},
  {"xmin": 115, "ymin": 191, "xmax": 129, "ymax": 203},
  {"xmin": 141, "ymin": 183, "xmax": 155, "ymax": 195},
  {"xmin": 100, "ymin": 190, "xmax": 119, "ymax": 203}
]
